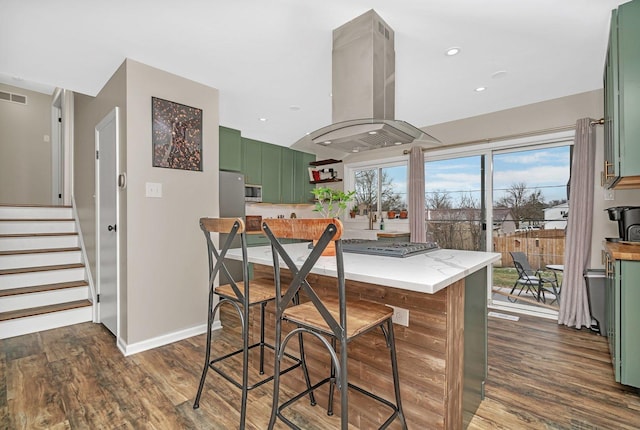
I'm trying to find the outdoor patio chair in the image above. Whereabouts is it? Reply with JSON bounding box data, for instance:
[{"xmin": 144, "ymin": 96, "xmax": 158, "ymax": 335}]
[{"xmin": 509, "ymin": 251, "xmax": 560, "ymax": 304}]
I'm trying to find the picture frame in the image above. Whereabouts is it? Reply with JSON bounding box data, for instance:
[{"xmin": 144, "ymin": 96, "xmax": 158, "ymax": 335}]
[{"xmin": 152, "ymin": 97, "xmax": 203, "ymax": 171}]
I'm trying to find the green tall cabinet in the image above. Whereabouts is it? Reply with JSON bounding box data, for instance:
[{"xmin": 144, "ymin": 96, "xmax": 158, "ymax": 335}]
[
  {"xmin": 604, "ymin": 0, "xmax": 640, "ymax": 189},
  {"xmin": 241, "ymin": 138, "xmax": 263, "ymax": 185}
]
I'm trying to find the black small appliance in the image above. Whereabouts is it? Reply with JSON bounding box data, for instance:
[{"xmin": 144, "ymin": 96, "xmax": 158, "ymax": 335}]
[{"xmin": 606, "ymin": 206, "xmax": 640, "ymax": 242}]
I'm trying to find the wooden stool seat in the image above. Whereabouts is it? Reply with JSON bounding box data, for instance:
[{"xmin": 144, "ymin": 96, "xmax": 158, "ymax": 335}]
[
  {"xmin": 215, "ymin": 278, "xmax": 276, "ymax": 305},
  {"xmin": 284, "ymin": 298, "xmax": 393, "ymax": 339}
]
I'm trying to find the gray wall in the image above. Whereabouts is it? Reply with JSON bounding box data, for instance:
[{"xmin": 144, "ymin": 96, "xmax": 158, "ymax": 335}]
[
  {"xmin": 0, "ymin": 83, "xmax": 52, "ymax": 204},
  {"xmin": 74, "ymin": 59, "xmax": 218, "ymax": 347}
]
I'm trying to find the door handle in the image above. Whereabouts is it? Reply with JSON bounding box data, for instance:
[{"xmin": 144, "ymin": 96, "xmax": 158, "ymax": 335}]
[{"xmin": 108, "ymin": 225, "xmax": 117, "ymax": 232}]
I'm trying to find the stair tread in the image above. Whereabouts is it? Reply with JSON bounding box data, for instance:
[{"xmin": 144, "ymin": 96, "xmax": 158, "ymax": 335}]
[
  {"xmin": 0, "ymin": 281, "xmax": 89, "ymax": 297},
  {"xmin": 0, "ymin": 263, "xmax": 84, "ymax": 275},
  {"xmin": 0, "ymin": 204, "xmax": 71, "ymax": 208},
  {"xmin": 0, "ymin": 232, "xmax": 78, "ymax": 238},
  {"xmin": 0, "ymin": 299, "xmax": 92, "ymax": 322},
  {"xmin": 0, "ymin": 218, "xmax": 75, "ymax": 222},
  {"xmin": 0, "ymin": 247, "xmax": 81, "ymax": 256}
]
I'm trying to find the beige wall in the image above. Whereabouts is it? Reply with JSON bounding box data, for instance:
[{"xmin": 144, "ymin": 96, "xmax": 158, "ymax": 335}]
[
  {"xmin": 74, "ymin": 59, "xmax": 218, "ymax": 346},
  {"xmin": 344, "ymin": 89, "xmax": 640, "ymax": 269},
  {"xmin": 124, "ymin": 59, "xmax": 218, "ymax": 345},
  {"xmin": 0, "ymin": 83, "xmax": 52, "ymax": 204}
]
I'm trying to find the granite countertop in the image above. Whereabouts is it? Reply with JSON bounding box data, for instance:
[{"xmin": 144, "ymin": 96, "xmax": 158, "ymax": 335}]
[
  {"xmin": 605, "ymin": 241, "xmax": 640, "ymax": 261},
  {"xmin": 226, "ymin": 242, "xmax": 500, "ymax": 294}
]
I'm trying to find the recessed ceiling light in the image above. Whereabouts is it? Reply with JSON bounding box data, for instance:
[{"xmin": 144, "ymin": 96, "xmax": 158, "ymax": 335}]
[
  {"xmin": 445, "ymin": 47, "xmax": 461, "ymax": 56},
  {"xmin": 368, "ymin": 131, "xmax": 378, "ymax": 135},
  {"xmin": 289, "ymin": 105, "xmax": 301, "ymax": 111},
  {"xmin": 394, "ymin": 141, "xmax": 403, "ymax": 145},
  {"xmin": 475, "ymin": 87, "xmax": 487, "ymax": 92},
  {"xmin": 323, "ymin": 140, "xmax": 332, "ymax": 145},
  {"xmin": 491, "ymin": 70, "xmax": 508, "ymax": 79},
  {"xmin": 259, "ymin": 117, "xmax": 268, "ymax": 122},
  {"xmin": 352, "ymin": 148, "xmax": 359, "ymax": 153}
]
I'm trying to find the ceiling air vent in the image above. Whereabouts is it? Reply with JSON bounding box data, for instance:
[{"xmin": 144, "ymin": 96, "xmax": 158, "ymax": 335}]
[{"xmin": 0, "ymin": 90, "xmax": 28, "ymax": 105}]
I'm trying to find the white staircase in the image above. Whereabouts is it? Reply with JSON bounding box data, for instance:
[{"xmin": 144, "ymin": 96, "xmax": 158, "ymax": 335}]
[{"xmin": 0, "ymin": 205, "xmax": 93, "ymax": 339}]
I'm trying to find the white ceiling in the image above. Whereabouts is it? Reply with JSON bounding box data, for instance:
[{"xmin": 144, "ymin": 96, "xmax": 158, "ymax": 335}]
[{"xmin": 0, "ymin": 0, "xmax": 627, "ymax": 147}]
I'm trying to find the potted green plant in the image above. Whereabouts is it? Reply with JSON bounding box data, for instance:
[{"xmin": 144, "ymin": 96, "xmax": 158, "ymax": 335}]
[
  {"xmin": 349, "ymin": 204, "xmax": 358, "ymax": 218},
  {"xmin": 311, "ymin": 187, "xmax": 356, "ymax": 219}
]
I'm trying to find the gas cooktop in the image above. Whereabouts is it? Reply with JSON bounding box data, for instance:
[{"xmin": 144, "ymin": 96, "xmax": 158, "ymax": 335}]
[{"xmin": 341, "ymin": 239, "xmax": 439, "ymax": 258}]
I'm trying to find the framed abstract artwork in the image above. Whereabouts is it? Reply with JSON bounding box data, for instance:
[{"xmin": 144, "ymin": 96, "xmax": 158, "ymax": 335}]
[{"xmin": 152, "ymin": 97, "xmax": 203, "ymax": 171}]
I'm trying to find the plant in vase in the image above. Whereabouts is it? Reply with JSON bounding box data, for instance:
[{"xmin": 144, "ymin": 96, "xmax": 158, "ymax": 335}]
[
  {"xmin": 310, "ymin": 187, "xmax": 355, "ymax": 255},
  {"xmin": 349, "ymin": 205, "xmax": 358, "ymax": 218},
  {"xmin": 310, "ymin": 187, "xmax": 356, "ymax": 219}
]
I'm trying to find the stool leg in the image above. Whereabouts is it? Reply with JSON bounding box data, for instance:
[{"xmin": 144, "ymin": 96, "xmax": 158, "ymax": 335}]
[
  {"xmin": 267, "ymin": 308, "xmax": 282, "ymax": 430},
  {"xmin": 327, "ymin": 337, "xmax": 337, "ymax": 416},
  {"xmin": 259, "ymin": 303, "xmax": 266, "ymax": 375},
  {"xmin": 239, "ymin": 304, "xmax": 250, "ymax": 429},
  {"xmin": 193, "ymin": 289, "xmax": 215, "ymax": 409},
  {"xmin": 387, "ymin": 320, "xmax": 407, "ymax": 429},
  {"xmin": 339, "ymin": 335, "xmax": 348, "ymax": 430}
]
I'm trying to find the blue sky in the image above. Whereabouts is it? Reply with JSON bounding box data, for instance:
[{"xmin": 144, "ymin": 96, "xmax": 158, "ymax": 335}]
[{"xmin": 424, "ymin": 146, "xmax": 571, "ymax": 205}]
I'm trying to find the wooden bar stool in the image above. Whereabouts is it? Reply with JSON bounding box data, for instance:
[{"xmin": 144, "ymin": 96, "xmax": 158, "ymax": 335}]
[
  {"xmin": 193, "ymin": 217, "xmax": 315, "ymax": 429},
  {"xmin": 263, "ymin": 218, "xmax": 408, "ymax": 430}
]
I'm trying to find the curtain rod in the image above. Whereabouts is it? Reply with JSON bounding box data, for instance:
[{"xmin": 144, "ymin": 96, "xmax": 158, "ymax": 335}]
[{"xmin": 404, "ymin": 117, "xmax": 604, "ymax": 154}]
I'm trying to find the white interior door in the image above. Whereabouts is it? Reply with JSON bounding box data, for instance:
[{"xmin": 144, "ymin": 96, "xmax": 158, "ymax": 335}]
[{"xmin": 95, "ymin": 108, "xmax": 119, "ymax": 336}]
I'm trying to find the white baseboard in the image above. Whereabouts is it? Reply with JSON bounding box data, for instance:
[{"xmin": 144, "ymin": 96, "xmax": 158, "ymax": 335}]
[{"xmin": 119, "ymin": 320, "xmax": 223, "ymax": 356}]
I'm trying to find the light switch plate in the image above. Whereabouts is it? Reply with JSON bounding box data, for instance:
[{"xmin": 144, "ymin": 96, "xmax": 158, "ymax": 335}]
[{"xmin": 146, "ymin": 182, "xmax": 162, "ymax": 198}]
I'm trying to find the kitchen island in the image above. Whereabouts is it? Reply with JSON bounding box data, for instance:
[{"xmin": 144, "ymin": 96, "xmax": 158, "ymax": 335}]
[{"xmin": 225, "ymin": 243, "xmax": 500, "ymax": 429}]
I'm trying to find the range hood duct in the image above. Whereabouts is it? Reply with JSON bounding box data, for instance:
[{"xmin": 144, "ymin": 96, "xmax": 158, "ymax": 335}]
[{"xmin": 297, "ymin": 9, "xmax": 440, "ymax": 153}]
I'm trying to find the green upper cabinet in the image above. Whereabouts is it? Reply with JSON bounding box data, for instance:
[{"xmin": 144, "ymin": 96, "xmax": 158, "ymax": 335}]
[
  {"xmin": 295, "ymin": 151, "xmax": 316, "ymax": 203},
  {"xmin": 280, "ymin": 148, "xmax": 295, "ymax": 203},
  {"xmin": 219, "ymin": 126, "xmax": 242, "ymax": 172},
  {"xmin": 261, "ymin": 142, "xmax": 282, "ymax": 203},
  {"xmin": 242, "ymin": 138, "xmax": 263, "ymax": 185},
  {"xmin": 604, "ymin": 0, "xmax": 640, "ymax": 188}
]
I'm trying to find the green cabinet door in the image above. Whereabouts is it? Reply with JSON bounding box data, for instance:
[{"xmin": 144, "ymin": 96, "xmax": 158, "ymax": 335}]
[
  {"xmin": 280, "ymin": 148, "xmax": 295, "ymax": 203},
  {"xmin": 242, "ymin": 138, "xmax": 263, "ymax": 185},
  {"xmin": 261, "ymin": 143, "xmax": 281, "ymax": 203},
  {"xmin": 219, "ymin": 126, "xmax": 242, "ymax": 172},
  {"xmin": 617, "ymin": 0, "xmax": 640, "ymax": 178},
  {"xmin": 620, "ymin": 260, "xmax": 640, "ymax": 388},
  {"xmin": 604, "ymin": 10, "xmax": 620, "ymax": 187},
  {"xmin": 294, "ymin": 151, "xmax": 316, "ymax": 203}
]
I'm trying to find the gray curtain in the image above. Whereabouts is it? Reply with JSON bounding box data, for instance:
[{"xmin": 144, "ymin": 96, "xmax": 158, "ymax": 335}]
[
  {"xmin": 409, "ymin": 146, "xmax": 426, "ymax": 242},
  {"xmin": 558, "ymin": 118, "xmax": 595, "ymax": 328}
]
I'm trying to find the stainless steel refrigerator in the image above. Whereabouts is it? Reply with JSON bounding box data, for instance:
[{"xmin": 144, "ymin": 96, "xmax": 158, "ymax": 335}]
[{"xmin": 219, "ymin": 170, "xmax": 246, "ymax": 283}]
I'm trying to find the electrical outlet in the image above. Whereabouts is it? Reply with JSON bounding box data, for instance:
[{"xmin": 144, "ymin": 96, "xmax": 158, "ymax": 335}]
[
  {"xmin": 386, "ymin": 304, "xmax": 409, "ymax": 327},
  {"xmin": 604, "ymin": 188, "xmax": 615, "ymax": 201},
  {"xmin": 146, "ymin": 182, "xmax": 163, "ymax": 198}
]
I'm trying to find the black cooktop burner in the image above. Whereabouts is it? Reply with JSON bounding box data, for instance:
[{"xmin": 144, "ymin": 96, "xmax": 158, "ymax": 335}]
[{"xmin": 341, "ymin": 239, "xmax": 439, "ymax": 258}]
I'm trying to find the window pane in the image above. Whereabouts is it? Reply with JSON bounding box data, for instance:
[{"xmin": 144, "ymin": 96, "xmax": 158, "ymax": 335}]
[
  {"xmin": 381, "ymin": 165, "xmax": 407, "ymax": 211},
  {"xmin": 425, "ymin": 156, "xmax": 483, "ymax": 250},
  {"xmin": 354, "ymin": 169, "xmax": 379, "ymax": 209}
]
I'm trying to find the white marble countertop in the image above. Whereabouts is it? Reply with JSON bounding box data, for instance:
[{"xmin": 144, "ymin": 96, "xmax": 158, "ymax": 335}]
[{"xmin": 226, "ymin": 243, "xmax": 500, "ymax": 294}]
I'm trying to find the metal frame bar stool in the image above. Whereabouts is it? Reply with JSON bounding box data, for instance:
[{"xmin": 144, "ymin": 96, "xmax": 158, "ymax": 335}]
[
  {"xmin": 263, "ymin": 218, "xmax": 408, "ymax": 430},
  {"xmin": 193, "ymin": 217, "xmax": 315, "ymax": 429}
]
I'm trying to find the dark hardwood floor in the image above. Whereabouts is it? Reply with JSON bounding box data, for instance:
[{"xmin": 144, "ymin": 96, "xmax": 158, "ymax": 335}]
[{"xmin": 2, "ymin": 311, "xmax": 639, "ymax": 429}]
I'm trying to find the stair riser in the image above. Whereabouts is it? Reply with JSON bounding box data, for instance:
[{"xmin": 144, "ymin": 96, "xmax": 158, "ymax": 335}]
[
  {"xmin": 1, "ymin": 286, "xmax": 89, "ymax": 313},
  {"xmin": 0, "ymin": 306, "xmax": 92, "ymax": 339},
  {"xmin": 0, "ymin": 221, "xmax": 76, "ymax": 235},
  {"xmin": 0, "ymin": 235, "xmax": 79, "ymax": 251},
  {"xmin": 0, "ymin": 251, "xmax": 82, "ymax": 270},
  {"xmin": 0, "ymin": 207, "xmax": 72, "ymax": 219},
  {"xmin": 0, "ymin": 268, "xmax": 85, "ymax": 290}
]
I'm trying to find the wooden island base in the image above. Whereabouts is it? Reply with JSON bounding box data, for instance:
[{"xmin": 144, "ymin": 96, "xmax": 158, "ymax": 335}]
[{"xmin": 246, "ymin": 264, "xmax": 488, "ymax": 429}]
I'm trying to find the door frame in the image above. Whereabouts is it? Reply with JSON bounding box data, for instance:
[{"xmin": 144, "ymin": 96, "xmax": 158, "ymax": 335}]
[
  {"xmin": 51, "ymin": 89, "xmax": 64, "ymax": 205},
  {"xmin": 95, "ymin": 107, "xmax": 120, "ymax": 339}
]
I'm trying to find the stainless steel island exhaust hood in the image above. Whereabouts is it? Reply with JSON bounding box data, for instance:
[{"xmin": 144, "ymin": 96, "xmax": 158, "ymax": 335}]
[{"xmin": 294, "ymin": 9, "xmax": 440, "ymax": 154}]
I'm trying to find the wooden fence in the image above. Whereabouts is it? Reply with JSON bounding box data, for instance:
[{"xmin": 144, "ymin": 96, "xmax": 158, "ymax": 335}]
[{"xmin": 493, "ymin": 230, "xmax": 565, "ymax": 268}]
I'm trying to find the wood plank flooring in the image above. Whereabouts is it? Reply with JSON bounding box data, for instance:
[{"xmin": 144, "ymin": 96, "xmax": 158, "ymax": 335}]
[{"xmin": 2, "ymin": 310, "xmax": 639, "ymax": 429}]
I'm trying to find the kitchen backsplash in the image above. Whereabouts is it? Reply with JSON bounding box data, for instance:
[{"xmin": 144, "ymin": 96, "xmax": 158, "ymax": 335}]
[{"xmin": 245, "ymin": 202, "xmax": 317, "ymax": 219}]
